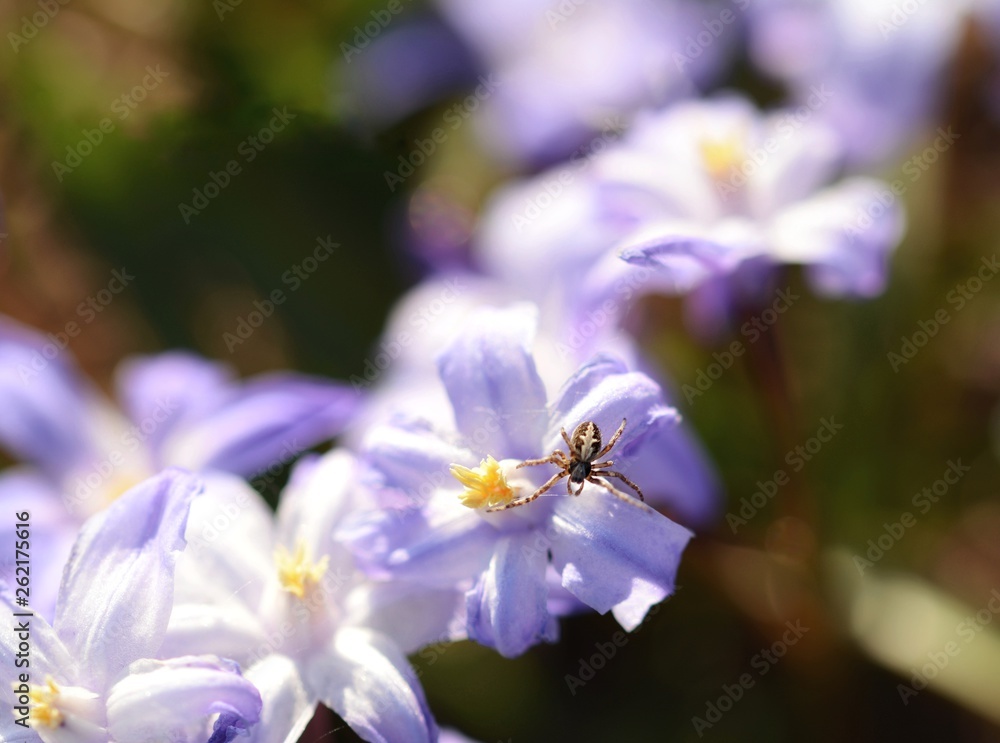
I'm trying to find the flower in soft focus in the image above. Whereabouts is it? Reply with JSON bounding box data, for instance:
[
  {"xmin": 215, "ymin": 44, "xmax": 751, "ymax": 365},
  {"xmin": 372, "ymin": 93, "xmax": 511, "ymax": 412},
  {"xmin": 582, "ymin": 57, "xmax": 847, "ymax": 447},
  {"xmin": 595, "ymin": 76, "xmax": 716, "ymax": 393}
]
[
  {"xmin": 744, "ymin": 0, "xmax": 971, "ymax": 167},
  {"xmin": 476, "ymin": 95, "xmax": 906, "ymax": 337},
  {"xmin": 344, "ymin": 304, "xmax": 694, "ymax": 658},
  {"xmin": 601, "ymin": 96, "xmax": 906, "ymax": 296},
  {"xmin": 0, "ymin": 316, "xmax": 362, "ymax": 619},
  {"xmin": 0, "ymin": 470, "xmax": 262, "ymax": 743},
  {"xmin": 161, "ymin": 452, "xmax": 449, "ymax": 743},
  {"xmin": 437, "ymin": 0, "xmax": 731, "ymax": 165},
  {"xmin": 346, "ymin": 0, "xmax": 732, "ymax": 167}
]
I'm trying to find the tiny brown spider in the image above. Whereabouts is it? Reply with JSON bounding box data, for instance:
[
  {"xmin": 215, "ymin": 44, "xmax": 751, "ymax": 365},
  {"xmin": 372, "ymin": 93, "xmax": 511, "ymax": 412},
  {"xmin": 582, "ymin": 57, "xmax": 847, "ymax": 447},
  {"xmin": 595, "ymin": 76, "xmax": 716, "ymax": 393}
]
[{"xmin": 485, "ymin": 419, "xmax": 645, "ymax": 511}]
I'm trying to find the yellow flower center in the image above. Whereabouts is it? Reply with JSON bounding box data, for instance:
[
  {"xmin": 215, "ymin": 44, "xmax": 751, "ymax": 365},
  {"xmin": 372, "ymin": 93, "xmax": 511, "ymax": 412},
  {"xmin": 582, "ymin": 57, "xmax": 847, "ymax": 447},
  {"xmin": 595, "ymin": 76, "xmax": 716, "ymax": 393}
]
[
  {"xmin": 26, "ymin": 676, "xmax": 64, "ymax": 728},
  {"xmin": 699, "ymin": 134, "xmax": 745, "ymax": 180},
  {"xmin": 450, "ymin": 456, "xmax": 518, "ymax": 510},
  {"xmin": 101, "ymin": 473, "xmax": 144, "ymax": 508},
  {"xmin": 275, "ymin": 539, "xmax": 329, "ymax": 599}
]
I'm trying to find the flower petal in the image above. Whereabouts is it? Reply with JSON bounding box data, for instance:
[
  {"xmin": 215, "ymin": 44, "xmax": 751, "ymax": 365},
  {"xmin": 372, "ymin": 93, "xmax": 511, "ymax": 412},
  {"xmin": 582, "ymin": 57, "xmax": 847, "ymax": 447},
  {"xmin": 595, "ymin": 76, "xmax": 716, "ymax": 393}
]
[
  {"xmin": 161, "ymin": 373, "xmax": 362, "ymax": 478},
  {"xmin": 176, "ymin": 472, "xmax": 278, "ymax": 611},
  {"xmin": 362, "ymin": 420, "xmax": 475, "ymax": 504},
  {"xmin": 53, "ymin": 469, "xmax": 201, "ymax": 689},
  {"xmin": 0, "ymin": 317, "xmax": 99, "ymax": 479},
  {"xmin": 106, "ymin": 656, "xmax": 262, "ymax": 743},
  {"xmin": 549, "ymin": 489, "xmax": 693, "ymax": 629},
  {"xmin": 465, "ymin": 532, "xmax": 558, "ymax": 658},
  {"xmin": 244, "ymin": 654, "xmax": 314, "ymax": 743},
  {"xmin": 209, "ymin": 712, "xmax": 257, "ymax": 743},
  {"xmin": 341, "ymin": 497, "xmax": 496, "ymax": 589},
  {"xmin": 548, "ymin": 353, "xmax": 629, "ymax": 407},
  {"xmin": 307, "ymin": 628, "xmax": 437, "ymax": 743},
  {"xmin": 436, "ymin": 304, "xmax": 548, "ymax": 460},
  {"xmin": 617, "ymin": 422, "xmax": 722, "ymax": 529},
  {"xmin": 345, "ymin": 582, "xmax": 466, "ymax": 655},
  {"xmin": 114, "ymin": 351, "xmax": 233, "ymax": 456},
  {"xmin": 616, "ymin": 227, "xmax": 762, "ymax": 291},
  {"xmin": 161, "ymin": 602, "xmax": 267, "ymax": 665},
  {"xmin": 751, "ymin": 113, "xmax": 842, "ymax": 213},
  {"xmin": 768, "ymin": 177, "xmax": 905, "ymax": 297},
  {"xmin": 0, "ymin": 717, "xmax": 37, "ymax": 742}
]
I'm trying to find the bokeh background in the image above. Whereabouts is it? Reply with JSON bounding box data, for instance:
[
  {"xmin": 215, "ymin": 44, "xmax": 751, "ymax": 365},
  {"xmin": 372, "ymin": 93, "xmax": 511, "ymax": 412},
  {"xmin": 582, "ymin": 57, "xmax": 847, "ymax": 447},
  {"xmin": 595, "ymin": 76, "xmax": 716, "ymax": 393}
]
[{"xmin": 4, "ymin": 0, "xmax": 1000, "ymax": 741}]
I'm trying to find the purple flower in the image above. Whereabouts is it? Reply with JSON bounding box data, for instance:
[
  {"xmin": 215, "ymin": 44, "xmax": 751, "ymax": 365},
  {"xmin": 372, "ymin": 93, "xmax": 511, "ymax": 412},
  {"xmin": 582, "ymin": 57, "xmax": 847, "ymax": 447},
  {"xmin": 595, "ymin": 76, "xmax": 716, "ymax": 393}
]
[
  {"xmin": 161, "ymin": 453, "xmax": 446, "ymax": 743},
  {"xmin": 476, "ymin": 96, "xmax": 905, "ymax": 336},
  {"xmin": 341, "ymin": 17, "xmax": 485, "ymax": 130},
  {"xmin": 0, "ymin": 316, "xmax": 361, "ymax": 618},
  {"xmin": 744, "ymin": 0, "xmax": 969, "ymax": 167},
  {"xmin": 344, "ymin": 0, "xmax": 732, "ymax": 167},
  {"xmin": 438, "ymin": 0, "xmax": 728, "ymax": 166},
  {"xmin": 602, "ymin": 99, "xmax": 904, "ymax": 295},
  {"xmin": 345, "ymin": 305, "xmax": 693, "ymax": 658},
  {"xmin": 0, "ymin": 469, "xmax": 262, "ymax": 743}
]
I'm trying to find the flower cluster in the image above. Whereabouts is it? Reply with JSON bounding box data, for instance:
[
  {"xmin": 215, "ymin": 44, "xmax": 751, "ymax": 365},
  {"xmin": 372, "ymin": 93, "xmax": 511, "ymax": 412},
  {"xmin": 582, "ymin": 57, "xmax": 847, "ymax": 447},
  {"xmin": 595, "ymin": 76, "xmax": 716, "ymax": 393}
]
[
  {"xmin": 4, "ymin": 0, "xmax": 988, "ymax": 741},
  {"xmin": 0, "ymin": 302, "xmax": 697, "ymax": 742}
]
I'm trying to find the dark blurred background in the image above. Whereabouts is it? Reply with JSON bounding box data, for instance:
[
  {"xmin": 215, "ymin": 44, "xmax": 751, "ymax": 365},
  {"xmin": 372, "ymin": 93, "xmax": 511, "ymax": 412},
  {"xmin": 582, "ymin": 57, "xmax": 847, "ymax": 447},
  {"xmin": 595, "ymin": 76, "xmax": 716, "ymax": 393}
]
[{"xmin": 4, "ymin": 1, "xmax": 1000, "ymax": 741}]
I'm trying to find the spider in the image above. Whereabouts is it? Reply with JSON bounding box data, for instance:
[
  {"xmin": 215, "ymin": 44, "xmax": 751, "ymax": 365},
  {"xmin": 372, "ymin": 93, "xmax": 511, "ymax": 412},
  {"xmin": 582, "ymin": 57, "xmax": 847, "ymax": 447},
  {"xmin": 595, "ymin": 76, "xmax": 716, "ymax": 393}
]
[{"xmin": 486, "ymin": 419, "xmax": 645, "ymax": 511}]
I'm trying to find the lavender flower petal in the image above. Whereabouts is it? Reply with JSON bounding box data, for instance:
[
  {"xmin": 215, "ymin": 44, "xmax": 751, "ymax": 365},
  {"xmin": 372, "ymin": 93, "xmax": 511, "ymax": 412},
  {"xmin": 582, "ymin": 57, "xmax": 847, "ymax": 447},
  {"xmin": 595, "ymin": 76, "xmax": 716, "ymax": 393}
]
[
  {"xmin": 308, "ymin": 628, "xmax": 438, "ymax": 743},
  {"xmin": 549, "ymin": 490, "xmax": 692, "ymax": 629},
  {"xmin": 105, "ymin": 656, "xmax": 261, "ymax": 743},
  {"xmin": 465, "ymin": 531, "xmax": 557, "ymax": 658},
  {"xmin": 53, "ymin": 469, "xmax": 201, "ymax": 689},
  {"xmin": 437, "ymin": 304, "xmax": 548, "ymax": 460}
]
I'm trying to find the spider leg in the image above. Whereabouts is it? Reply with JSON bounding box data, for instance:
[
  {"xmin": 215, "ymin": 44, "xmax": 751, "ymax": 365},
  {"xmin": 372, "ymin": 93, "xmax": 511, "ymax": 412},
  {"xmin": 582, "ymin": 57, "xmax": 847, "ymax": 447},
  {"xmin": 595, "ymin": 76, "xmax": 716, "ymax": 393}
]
[
  {"xmin": 517, "ymin": 451, "xmax": 565, "ymax": 469},
  {"xmin": 594, "ymin": 419, "xmax": 627, "ymax": 459},
  {"xmin": 591, "ymin": 459, "xmax": 613, "ymax": 469},
  {"xmin": 588, "ymin": 476, "xmax": 647, "ymax": 508},
  {"xmin": 487, "ymin": 471, "xmax": 565, "ymax": 511},
  {"xmin": 596, "ymin": 469, "xmax": 645, "ymax": 502},
  {"xmin": 575, "ymin": 479, "xmax": 585, "ymax": 495},
  {"xmin": 561, "ymin": 427, "xmax": 572, "ymax": 449}
]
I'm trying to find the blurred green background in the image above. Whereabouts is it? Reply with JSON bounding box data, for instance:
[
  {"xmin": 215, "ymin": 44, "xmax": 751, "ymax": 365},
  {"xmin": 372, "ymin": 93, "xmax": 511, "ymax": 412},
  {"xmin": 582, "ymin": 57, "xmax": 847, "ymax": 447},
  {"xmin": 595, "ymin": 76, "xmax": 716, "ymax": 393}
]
[{"xmin": 4, "ymin": 1, "xmax": 1000, "ymax": 741}]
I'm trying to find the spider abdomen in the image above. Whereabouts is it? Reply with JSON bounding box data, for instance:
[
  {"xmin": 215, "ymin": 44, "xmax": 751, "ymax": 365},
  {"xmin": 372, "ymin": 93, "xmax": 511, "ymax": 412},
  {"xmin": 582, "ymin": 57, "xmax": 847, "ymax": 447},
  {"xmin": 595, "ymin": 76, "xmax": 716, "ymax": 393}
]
[{"xmin": 570, "ymin": 421, "xmax": 602, "ymax": 461}]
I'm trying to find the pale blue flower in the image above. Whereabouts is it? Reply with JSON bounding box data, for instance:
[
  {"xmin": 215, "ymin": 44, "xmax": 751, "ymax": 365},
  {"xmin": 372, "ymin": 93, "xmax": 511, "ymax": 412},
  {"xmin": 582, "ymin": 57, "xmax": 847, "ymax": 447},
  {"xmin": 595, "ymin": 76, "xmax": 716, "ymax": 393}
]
[
  {"xmin": 162, "ymin": 453, "xmax": 446, "ymax": 743},
  {"xmin": 344, "ymin": 0, "xmax": 732, "ymax": 166},
  {"xmin": 745, "ymin": 0, "xmax": 971, "ymax": 167},
  {"xmin": 474, "ymin": 95, "xmax": 906, "ymax": 337},
  {"xmin": 0, "ymin": 469, "xmax": 262, "ymax": 743},
  {"xmin": 0, "ymin": 316, "xmax": 361, "ymax": 618},
  {"xmin": 345, "ymin": 305, "xmax": 694, "ymax": 658}
]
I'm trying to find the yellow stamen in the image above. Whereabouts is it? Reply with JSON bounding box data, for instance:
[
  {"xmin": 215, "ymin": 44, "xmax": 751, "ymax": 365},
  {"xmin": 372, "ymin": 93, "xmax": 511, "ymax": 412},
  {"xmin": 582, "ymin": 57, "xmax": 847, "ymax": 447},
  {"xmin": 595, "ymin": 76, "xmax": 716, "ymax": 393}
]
[
  {"xmin": 275, "ymin": 539, "xmax": 329, "ymax": 599},
  {"xmin": 699, "ymin": 134, "xmax": 745, "ymax": 179},
  {"xmin": 450, "ymin": 456, "xmax": 518, "ymax": 510},
  {"xmin": 26, "ymin": 676, "xmax": 64, "ymax": 728}
]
